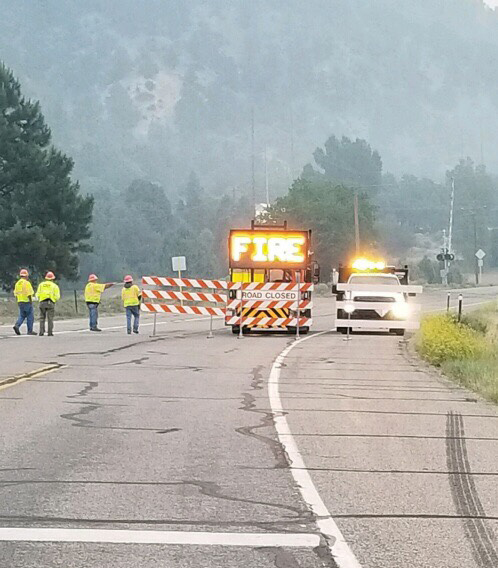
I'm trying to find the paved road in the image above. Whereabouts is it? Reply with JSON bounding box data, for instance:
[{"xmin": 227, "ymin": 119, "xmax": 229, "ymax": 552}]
[{"xmin": 0, "ymin": 288, "xmax": 496, "ymax": 567}]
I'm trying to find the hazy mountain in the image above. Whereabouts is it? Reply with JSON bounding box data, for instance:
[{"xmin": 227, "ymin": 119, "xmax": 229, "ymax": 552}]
[{"xmin": 2, "ymin": 0, "xmax": 498, "ymax": 197}]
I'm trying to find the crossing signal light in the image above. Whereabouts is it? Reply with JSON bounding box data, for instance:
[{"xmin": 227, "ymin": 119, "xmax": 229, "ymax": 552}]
[{"xmin": 437, "ymin": 253, "xmax": 455, "ymax": 262}]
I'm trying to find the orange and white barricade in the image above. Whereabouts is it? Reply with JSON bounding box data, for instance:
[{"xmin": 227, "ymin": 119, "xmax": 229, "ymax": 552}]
[
  {"xmin": 225, "ymin": 282, "xmax": 313, "ymax": 330},
  {"xmin": 141, "ymin": 277, "xmax": 234, "ymax": 324}
]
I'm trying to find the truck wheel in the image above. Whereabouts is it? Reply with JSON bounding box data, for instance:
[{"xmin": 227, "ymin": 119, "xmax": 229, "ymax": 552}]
[
  {"xmin": 300, "ymin": 326, "xmax": 309, "ymax": 335},
  {"xmin": 337, "ymin": 327, "xmax": 348, "ymax": 334},
  {"xmin": 232, "ymin": 326, "xmax": 240, "ymax": 335},
  {"xmin": 393, "ymin": 329, "xmax": 405, "ymax": 336}
]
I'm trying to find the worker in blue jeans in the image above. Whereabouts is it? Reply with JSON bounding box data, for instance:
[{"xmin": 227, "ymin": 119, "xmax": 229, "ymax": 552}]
[
  {"xmin": 121, "ymin": 275, "xmax": 141, "ymax": 334},
  {"xmin": 13, "ymin": 269, "xmax": 37, "ymax": 336}
]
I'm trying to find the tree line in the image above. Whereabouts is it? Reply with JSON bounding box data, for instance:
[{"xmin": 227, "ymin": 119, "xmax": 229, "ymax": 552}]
[{"xmin": 1, "ymin": 63, "xmax": 497, "ymax": 289}]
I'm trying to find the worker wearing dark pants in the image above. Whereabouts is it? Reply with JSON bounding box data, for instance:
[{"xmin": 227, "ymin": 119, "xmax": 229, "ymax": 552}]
[
  {"xmin": 39, "ymin": 300, "xmax": 55, "ymax": 336},
  {"xmin": 36, "ymin": 272, "xmax": 60, "ymax": 337}
]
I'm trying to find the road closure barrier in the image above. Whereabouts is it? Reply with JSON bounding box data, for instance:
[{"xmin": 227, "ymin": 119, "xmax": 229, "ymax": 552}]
[
  {"xmin": 141, "ymin": 276, "xmax": 313, "ymax": 333},
  {"xmin": 335, "ymin": 283, "xmax": 423, "ymax": 332},
  {"xmin": 225, "ymin": 282, "xmax": 313, "ymax": 329}
]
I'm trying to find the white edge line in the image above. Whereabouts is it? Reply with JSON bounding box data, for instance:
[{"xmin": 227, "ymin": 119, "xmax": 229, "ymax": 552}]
[
  {"xmin": 0, "ymin": 528, "xmax": 319, "ymax": 548},
  {"xmin": 268, "ymin": 331, "xmax": 363, "ymax": 568}
]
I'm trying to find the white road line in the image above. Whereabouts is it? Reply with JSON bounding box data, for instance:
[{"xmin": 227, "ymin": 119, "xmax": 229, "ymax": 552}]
[
  {"xmin": 268, "ymin": 331, "xmax": 362, "ymax": 568},
  {"xmin": 1, "ymin": 316, "xmax": 223, "ymax": 337},
  {"xmin": 0, "ymin": 528, "xmax": 319, "ymax": 547}
]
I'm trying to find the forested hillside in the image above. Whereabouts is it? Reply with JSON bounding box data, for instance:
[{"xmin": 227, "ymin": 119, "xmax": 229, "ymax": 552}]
[{"xmin": 2, "ymin": 0, "xmax": 498, "ymax": 198}]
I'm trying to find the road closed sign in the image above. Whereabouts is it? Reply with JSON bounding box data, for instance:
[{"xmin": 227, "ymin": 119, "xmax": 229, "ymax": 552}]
[{"xmin": 237, "ymin": 289, "xmax": 299, "ymax": 301}]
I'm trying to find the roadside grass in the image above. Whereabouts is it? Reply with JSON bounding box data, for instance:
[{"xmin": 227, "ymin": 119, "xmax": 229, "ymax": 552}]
[
  {"xmin": 0, "ymin": 295, "xmax": 123, "ymax": 325},
  {"xmin": 417, "ymin": 302, "xmax": 498, "ymax": 404}
]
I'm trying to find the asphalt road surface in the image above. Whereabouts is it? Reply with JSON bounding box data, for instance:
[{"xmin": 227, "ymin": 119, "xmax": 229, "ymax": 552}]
[{"xmin": 0, "ymin": 286, "xmax": 496, "ymax": 567}]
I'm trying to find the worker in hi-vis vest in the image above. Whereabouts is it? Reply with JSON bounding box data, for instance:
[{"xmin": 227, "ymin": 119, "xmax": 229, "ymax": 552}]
[
  {"xmin": 121, "ymin": 275, "xmax": 141, "ymax": 334},
  {"xmin": 36, "ymin": 272, "xmax": 60, "ymax": 336},
  {"xmin": 84, "ymin": 274, "xmax": 114, "ymax": 332},
  {"xmin": 13, "ymin": 268, "xmax": 37, "ymax": 336}
]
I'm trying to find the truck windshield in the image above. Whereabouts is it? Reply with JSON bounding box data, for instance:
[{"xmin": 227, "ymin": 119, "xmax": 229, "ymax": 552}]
[{"xmin": 349, "ymin": 275, "xmax": 400, "ymax": 286}]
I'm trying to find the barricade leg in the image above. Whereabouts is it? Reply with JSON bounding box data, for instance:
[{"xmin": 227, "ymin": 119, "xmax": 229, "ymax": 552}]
[{"xmin": 207, "ymin": 314, "xmax": 214, "ymax": 339}]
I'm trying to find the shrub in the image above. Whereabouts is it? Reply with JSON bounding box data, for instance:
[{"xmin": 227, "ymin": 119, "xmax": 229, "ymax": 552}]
[{"xmin": 417, "ymin": 314, "xmax": 487, "ymax": 365}]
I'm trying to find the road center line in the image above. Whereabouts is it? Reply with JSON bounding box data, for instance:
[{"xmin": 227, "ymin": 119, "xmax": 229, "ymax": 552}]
[
  {"xmin": 0, "ymin": 528, "xmax": 319, "ymax": 547},
  {"xmin": 0, "ymin": 364, "xmax": 65, "ymax": 392},
  {"xmin": 268, "ymin": 331, "xmax": 362, "ymax": 568}
]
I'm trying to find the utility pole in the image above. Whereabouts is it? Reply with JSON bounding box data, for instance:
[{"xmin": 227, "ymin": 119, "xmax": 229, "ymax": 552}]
[
  {"xmin": 264, "ymin": 145, "xmax": 270, "ymax": 205},
  {"xmin": 290, "ymin": 105, "xmax": 295, "ymax": 181},
  {"xmin": 251, "ymin": 107, "xmax": 256, "ymax": 213},
  {"xmin": 353, "ymin": 190, "xmax": 360, "ymax": 255},
  {"xmin": 472, "ymin": 211, "xmax": 478, "ymax": 285}
]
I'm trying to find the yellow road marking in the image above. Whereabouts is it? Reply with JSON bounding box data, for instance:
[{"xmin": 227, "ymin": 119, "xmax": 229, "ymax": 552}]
[{"xmin": 0, "ymin": 364, "xmax": 65, "ymax": 392}]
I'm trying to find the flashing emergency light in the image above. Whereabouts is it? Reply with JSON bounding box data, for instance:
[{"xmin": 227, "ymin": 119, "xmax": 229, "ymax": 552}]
[{"xmin": 352, "ymin": 258, "xmax": 386, "ymax": 271}]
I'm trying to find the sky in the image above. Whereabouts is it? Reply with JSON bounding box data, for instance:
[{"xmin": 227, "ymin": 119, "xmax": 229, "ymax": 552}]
[{"xmin": 484, "ymin": 0, "xmax": 498, "ymax": 7}]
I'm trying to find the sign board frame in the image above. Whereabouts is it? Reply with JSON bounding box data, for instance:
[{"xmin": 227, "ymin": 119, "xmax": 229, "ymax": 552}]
[{"xmin": 172, "ymin": 256, "xmax": 187, "ymax": 272}]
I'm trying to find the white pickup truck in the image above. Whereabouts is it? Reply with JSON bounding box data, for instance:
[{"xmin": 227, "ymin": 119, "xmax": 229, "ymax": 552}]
[{"xmin": 337, "ymin": 272, "xmax": 410, "ymax": 336}]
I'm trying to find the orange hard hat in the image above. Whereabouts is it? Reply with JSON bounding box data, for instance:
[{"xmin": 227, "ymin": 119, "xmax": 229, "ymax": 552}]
[
  {"xmin": 88, "ymin": 274, "xmax": 98, "ymax": 282},
  {"xmin": 124, "ymin": 275, "xmax": 133, "ymax": 283},
  {"xmin": 19, "ymin": 269, "xmax": 29, "ymax": 277},
  {"xmin": 45, "ymin": 271, "xmax": 55, "ymax": 280}
]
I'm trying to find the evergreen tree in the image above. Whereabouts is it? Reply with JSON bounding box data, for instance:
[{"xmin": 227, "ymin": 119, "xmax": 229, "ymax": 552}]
[
  {"xmin": 308, "ymin": 135, "xmax": 383, "ymax": 190},
  {"xmin": 270, "ymin": 178, "xmax": 376, "ymax": 277},
  {"xmin": 0, "ymin": 63, "xmax": 93, "ymax": 288}
]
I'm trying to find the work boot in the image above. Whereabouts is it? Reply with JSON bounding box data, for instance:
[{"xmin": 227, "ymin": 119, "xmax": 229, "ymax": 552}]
[
  {"xmin": 133, "ymin": 330, "xmax": 139, "ymax": 334},
  {"xmin": 13, "ymin": 326, "xmax": 20, "ymax": 336},
  {"xmin": 90, "ymin": 327, "xmax": 102, "ymax": 332},
  {"xmin": 127, "ymin": 330, "xmax": 131, "ymax": 335},
  {"xmin": 48, "ymin": 333, "xmax": 54, "ymax": 337},
  {"xmin": 39, "ymin": 332, "xmax": 44, "ymax": 336},
  {"xmin": 27, "ymin": 331, "xmax": 37, "ymax": 336}
]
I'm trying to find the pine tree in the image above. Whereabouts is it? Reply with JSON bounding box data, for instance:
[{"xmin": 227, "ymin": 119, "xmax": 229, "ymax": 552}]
[{"xmin": 0, "ymin": 63, "xmax": 93, "ymax": 288}]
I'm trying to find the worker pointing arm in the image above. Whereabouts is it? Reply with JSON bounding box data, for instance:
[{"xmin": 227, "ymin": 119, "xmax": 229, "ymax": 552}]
[{"xmin": 84, "ymin": 274, "xmax": 114, "ymax": 332}]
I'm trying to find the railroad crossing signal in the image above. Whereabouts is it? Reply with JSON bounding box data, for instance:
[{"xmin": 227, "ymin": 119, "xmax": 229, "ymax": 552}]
[{"xmin": 437, "ymin": 252, "xmax": 454, "ymax": 262}]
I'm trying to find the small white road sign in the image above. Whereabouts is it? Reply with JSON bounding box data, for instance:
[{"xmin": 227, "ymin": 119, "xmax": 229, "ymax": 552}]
[
  {"xmin": 172, "ymin": 256, "xmax": 187, "ymax": 272},
  {"xmin": 475, "ymin": 249, "xmax": 486, "ymax": 260}
]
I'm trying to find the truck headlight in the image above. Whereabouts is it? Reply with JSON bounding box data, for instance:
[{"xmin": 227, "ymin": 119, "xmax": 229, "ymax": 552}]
[
  {"xmin": 344, "ymin": 302, "xmax": 355, "ymax": 314},
  {"xmin": 392, "ymin": 302, "xmax": 410, "ymax": 319}
]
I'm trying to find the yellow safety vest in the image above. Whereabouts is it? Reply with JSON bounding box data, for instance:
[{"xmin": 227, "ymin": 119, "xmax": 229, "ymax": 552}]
[
  {"xmin": 122, "ymin": 285, "xmax": 141, "ymax": 307},
  {"xmin": 85, "ymin": 282, "xmax": 106, "ymax": 303},
  {"xmin": 14, "ymin": 278, "xmax": 34, "ymax": 303},
  {"xmin": 36, "ymin": 281, "xmax": 60, "ymax": 303}
]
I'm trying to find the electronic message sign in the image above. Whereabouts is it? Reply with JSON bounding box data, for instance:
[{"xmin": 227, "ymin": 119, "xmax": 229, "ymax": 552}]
[{"xmin": 229, "ymin": 230, "xmax": 309, "ymax": 270}]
